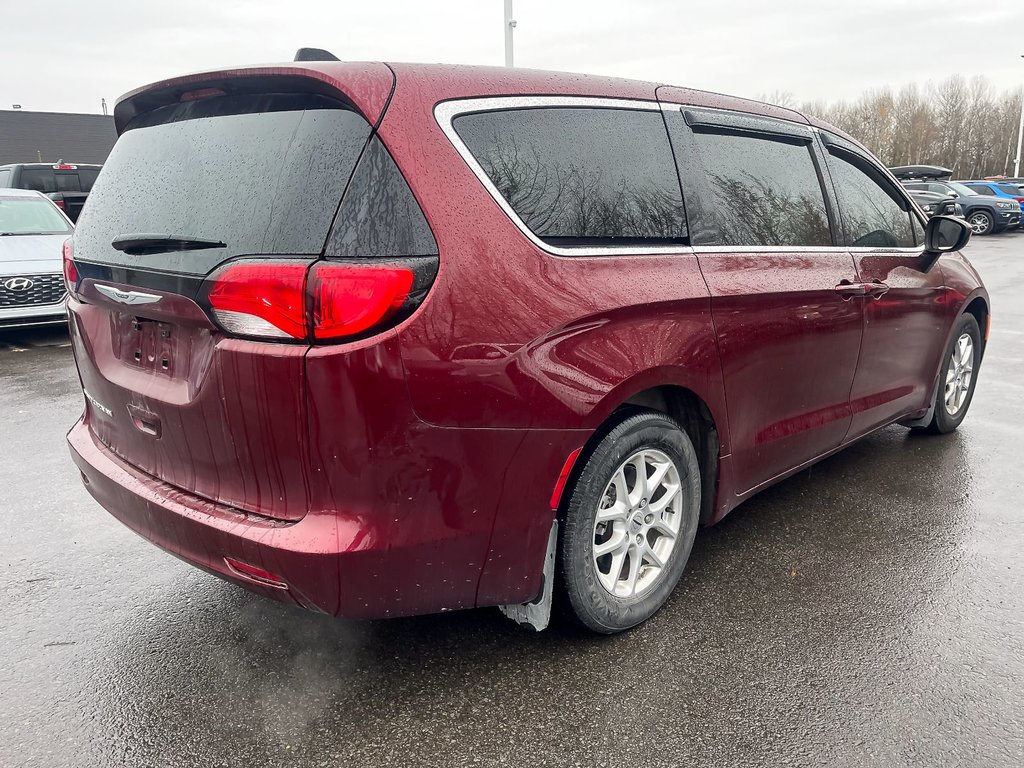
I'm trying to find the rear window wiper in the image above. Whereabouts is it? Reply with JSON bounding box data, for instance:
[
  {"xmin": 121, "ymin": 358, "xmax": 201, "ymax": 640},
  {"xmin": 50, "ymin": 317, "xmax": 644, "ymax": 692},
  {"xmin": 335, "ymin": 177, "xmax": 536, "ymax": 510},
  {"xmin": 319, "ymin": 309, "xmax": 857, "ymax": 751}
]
[{"xmin": 111, "ymin": 233, "xmax": 227, "ymax": 256}]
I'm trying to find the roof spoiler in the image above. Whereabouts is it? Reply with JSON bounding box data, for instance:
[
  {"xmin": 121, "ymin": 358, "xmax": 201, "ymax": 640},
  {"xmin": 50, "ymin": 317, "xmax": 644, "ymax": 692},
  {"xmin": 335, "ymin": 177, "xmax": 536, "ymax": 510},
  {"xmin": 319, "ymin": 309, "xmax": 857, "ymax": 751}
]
[
  {"xmin": 294, "ymin": 48, "xmax": 340, "ymax": 62},
  {"xmin": 889, "ymin": 165, "xmax": 953, "ymax": 181}
]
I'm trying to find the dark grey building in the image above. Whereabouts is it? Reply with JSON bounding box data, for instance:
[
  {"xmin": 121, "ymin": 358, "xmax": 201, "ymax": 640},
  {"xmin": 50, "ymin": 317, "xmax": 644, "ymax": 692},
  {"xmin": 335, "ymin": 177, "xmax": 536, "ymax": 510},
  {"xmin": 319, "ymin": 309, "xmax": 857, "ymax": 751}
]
[{"xmin": 0, "ymin": 109, "xmax": 116, "ymax": 165}]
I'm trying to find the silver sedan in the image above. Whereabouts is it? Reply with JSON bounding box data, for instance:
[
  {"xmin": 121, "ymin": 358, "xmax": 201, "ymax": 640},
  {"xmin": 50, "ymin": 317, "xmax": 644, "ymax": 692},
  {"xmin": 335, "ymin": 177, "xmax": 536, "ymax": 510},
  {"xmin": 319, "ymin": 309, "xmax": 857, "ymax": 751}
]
[{"xmin": 0, "ymin": 189, "xmax": 73, "ymax": 329}]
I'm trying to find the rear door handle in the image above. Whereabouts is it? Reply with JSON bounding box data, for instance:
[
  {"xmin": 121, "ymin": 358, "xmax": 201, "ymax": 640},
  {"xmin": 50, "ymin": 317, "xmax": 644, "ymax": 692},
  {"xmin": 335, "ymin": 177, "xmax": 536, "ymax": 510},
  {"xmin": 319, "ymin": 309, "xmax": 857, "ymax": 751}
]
[
  {"xmin": 835, "ymin": 280, "xmax": 870, "ymax": 298},
  {"xmin": 864, "ymin": 279, "xmax": 890, "ymax": 298},
  {"xmin": 835, "ymin": 280, "xmax": 890, "ymax": 299}
]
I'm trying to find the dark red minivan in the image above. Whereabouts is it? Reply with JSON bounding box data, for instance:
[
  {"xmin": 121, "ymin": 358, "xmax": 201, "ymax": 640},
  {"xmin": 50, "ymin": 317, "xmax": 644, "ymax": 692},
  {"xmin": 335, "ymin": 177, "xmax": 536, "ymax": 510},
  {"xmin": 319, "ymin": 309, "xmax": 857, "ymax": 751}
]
[{"xmin": 66, "ymin": 55, "xmax": 987, "ymax": 633}]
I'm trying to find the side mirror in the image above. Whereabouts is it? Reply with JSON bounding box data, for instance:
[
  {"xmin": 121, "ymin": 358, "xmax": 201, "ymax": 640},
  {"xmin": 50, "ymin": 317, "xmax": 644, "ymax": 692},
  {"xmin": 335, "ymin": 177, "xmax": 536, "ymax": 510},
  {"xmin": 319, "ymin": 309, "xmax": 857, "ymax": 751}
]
[{"xmin": 921, "ymin": 215, "xmax": 971, "ymax": 271}]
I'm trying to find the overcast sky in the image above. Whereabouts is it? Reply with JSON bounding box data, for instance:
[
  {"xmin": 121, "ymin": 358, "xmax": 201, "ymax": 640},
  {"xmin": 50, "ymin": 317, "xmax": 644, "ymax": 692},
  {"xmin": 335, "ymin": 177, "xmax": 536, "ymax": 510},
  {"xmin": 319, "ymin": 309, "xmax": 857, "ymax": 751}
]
[{"xmin": 1, "ymin": 0, "xmax": 1021, "ymax": 114}]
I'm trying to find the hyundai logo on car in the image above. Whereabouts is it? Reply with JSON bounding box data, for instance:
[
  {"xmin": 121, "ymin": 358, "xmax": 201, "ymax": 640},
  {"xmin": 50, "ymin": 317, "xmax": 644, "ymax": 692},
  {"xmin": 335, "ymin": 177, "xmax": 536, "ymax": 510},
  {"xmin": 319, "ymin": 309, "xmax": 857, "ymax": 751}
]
[{"xmin": 3, "ymin": 277, "xmax": 34, "ymax": 291}]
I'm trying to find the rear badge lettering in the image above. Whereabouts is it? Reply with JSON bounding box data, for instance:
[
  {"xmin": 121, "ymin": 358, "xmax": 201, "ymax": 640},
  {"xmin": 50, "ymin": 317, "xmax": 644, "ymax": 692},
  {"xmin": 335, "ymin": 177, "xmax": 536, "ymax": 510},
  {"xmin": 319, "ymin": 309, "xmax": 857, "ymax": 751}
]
[{"xmin": 82, "ymin": 389, "xmax": 113, "ymax": 418}]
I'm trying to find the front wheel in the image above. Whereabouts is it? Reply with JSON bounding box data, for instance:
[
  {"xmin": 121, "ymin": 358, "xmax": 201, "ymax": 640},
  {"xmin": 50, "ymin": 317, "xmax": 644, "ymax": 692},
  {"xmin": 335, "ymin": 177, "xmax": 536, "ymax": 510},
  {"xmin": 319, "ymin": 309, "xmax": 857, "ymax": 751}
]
[
  {"xmin": 559, "ymin": 410, "xmax": 701, "ymax": 634},
  {"xmin": 967, "ymin": 210, "xmax": 995, "ymax": 236},
  {"xmin": 918, "ymin": 314, "xmax": 982, "ymax": 434}
]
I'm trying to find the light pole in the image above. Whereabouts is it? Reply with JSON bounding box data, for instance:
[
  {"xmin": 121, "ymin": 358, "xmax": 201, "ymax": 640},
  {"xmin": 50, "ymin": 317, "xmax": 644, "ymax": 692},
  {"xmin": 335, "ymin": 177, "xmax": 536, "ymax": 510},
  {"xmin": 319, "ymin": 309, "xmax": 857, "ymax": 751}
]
[
  {"xmin": 1015, "ymin": 55, "xmax": 1024, "ymax": 177},
  {"xmin": 504, "ymin": 0, "xmax": 516, "ymax": 67}
]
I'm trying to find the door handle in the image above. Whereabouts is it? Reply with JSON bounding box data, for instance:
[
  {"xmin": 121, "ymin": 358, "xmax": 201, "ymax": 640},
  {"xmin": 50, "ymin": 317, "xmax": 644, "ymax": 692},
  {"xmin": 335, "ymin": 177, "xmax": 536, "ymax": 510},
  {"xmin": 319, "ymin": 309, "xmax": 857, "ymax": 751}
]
[
  {"xmin": 835, "ymin": 280, "xmax": 890, "ymax": 299},
  {"xmin": 864, "ymin": 279, "xmax": 890, "ymax": 298},
  {"xmin": 835, "ymin": 280, "xmax": 870, "ymax": 298}
]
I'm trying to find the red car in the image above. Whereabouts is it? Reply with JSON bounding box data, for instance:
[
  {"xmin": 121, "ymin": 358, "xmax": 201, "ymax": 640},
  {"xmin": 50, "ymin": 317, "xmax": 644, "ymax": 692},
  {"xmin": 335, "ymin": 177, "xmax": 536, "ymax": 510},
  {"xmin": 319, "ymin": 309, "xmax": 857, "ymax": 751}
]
[{"xmin": 66, "ymin": 54, "xmax": 985, "ymax": 633}]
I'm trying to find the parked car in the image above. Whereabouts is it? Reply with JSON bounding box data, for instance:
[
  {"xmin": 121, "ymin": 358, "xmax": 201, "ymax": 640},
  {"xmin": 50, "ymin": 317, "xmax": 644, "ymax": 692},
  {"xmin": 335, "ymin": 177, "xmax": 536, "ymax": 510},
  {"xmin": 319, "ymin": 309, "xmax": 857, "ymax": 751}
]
[
  {"xmin": 0, "ymin": 189, "xmax": 73, "ymax": 329},
  {"xmin": 906, "ymin": 189, "xmax": 964, "ymax": 218},
  {"xmin": 900, "ymin": 179, "xmax": 1019, "ymax": 235},
  {"xmin": 0, "ymin": 162, "xmax": 101, "ymax": 222},
  {"xmin": 961, "ymin": 180, "xmax": 1024, "ymax": 227},
  {"xmin": 65, "ymin": 56, "xmax": 986, "ymax": 634}
]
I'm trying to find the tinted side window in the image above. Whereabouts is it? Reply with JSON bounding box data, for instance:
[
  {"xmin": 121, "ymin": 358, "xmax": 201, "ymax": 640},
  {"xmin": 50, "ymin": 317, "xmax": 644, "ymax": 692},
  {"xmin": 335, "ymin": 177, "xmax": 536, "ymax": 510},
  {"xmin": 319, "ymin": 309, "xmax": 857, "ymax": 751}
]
[
  {"xmin": 326, "ymin": 136, "xmax": 438, "ymax": 259},
  {"xmin": 454, "ymin": 107, "xmax": 686, "ymax": 245},
  {"xmin": 688, "ymin": 131, "xmax": 831, "ymax": 247},
  {"xmin": 971, "ymin": 185, "xmax": 994, "ymax": 196},
  {"xmin": 827, "ymin": 152, "xmax": 916, "ymax": 247},
  {"xmin": 20, "ymin": 169, "xmax": 57, "ymax": 193},
  {"xmin": 912, "ymin": 214, "xmax": 925, "ymax": 245}
]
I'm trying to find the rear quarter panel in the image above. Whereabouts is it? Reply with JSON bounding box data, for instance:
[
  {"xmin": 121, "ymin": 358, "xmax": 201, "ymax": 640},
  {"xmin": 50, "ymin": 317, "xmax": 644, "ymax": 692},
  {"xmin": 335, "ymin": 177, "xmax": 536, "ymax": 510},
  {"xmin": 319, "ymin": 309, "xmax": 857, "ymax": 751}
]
[{"xmin": 381, "ymin": 71, "xmax": 730, "ymax": 443}]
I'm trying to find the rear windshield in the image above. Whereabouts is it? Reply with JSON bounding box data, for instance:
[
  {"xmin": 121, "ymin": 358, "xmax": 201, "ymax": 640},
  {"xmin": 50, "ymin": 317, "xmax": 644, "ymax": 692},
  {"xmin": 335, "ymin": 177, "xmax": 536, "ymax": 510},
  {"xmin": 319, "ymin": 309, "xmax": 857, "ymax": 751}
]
[
  {"xmin": 74, "ymin": 93, "xmax": 372, "ymax": 274},
  {"xmin": 0, "ymin": 196, "xmax": 72, "ymax": 235}
]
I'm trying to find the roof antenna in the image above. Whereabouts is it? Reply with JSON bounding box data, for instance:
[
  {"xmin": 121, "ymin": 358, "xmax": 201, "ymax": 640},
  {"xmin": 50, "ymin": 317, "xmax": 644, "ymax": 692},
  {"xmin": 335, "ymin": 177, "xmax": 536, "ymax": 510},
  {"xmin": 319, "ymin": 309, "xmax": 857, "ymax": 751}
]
[{"xmin": 294, "ymin": 47, "xmax": 340, "ymax": 62}]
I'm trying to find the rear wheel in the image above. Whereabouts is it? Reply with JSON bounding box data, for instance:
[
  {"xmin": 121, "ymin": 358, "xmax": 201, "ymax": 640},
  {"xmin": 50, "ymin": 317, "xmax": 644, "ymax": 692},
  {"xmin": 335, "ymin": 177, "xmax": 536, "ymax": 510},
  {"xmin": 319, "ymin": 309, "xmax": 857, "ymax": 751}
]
[
  {"xmin": 919, "ymin": 314, "xmax": 982, "ymax": 434},
  {"xmin": 559, "ymin": 410, "xmax": 701, "ymax": 634},
  {"xmin": 967, "ymin": 210, "xmax": 995, "ymax": 236}
]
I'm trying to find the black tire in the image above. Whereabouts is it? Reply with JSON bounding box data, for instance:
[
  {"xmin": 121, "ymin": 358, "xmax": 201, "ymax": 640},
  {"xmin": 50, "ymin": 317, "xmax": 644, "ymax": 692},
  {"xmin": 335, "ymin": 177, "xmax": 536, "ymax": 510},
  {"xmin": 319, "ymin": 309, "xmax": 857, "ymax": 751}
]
[
  {"xmin": 559, "ymin": 410, "xmax": 701, "ymax": 634},
  {"xmin": 919, "ymin": 314, "xmax": 982, "ymax": 434},
  {"xmin": 967, "ymin": 209, "xmax": 995, "ymax": 236}
]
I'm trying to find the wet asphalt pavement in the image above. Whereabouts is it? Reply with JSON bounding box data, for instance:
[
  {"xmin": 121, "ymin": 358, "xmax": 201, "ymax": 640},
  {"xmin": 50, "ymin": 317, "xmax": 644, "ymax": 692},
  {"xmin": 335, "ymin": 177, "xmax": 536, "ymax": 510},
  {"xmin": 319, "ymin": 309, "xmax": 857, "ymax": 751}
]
[{"xmin": 2, "ymin": 235, "xmax": 1023, "ymax": 768}]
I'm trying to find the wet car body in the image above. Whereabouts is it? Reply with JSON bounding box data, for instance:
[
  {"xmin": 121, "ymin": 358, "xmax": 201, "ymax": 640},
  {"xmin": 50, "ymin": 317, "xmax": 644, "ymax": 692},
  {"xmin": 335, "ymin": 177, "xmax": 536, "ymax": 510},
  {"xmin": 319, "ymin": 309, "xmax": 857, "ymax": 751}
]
[{"xmin": 66, "ymin": 60, "xmax": 988, "ymax": 625}]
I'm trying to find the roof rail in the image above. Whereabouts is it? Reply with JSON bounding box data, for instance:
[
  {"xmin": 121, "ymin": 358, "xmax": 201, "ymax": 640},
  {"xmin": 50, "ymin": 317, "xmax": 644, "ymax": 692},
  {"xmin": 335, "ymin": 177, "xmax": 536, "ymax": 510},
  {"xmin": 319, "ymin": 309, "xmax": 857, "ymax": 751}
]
[{"xmin": 294, "ymin": 48, "xmax": 340, "ymax": 62}]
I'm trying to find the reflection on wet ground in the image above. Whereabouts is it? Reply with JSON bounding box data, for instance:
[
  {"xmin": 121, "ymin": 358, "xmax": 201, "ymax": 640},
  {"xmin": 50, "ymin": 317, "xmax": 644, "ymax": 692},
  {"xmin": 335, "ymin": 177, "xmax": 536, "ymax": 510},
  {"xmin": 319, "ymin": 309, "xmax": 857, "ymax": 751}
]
[{"xmin": 2, "ymin": 234, "xmax": 1022, "ymax": 767}]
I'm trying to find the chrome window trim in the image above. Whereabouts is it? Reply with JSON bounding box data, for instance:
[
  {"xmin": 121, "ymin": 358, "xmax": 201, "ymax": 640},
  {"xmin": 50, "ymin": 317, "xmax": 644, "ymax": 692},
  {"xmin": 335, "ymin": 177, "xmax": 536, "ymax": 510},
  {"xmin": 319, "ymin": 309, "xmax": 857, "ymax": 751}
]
[
  {"xmin": 436, "ymin": 96, "xmax": 927, "ymax": 259},
  {"xmin": 434, "ymin": 96, "xmax": 693, "ymax": 258},
  {"xmin": 691, "ymin": 245, "xmax": 924, "ymax": 255}
]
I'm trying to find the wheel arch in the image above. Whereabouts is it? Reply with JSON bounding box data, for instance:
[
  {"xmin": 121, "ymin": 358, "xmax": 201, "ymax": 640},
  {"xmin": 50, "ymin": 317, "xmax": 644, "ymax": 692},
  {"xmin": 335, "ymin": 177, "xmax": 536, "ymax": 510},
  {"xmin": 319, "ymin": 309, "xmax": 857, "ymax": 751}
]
[
  {"xmin": 567, "ymin": 380, "xmax": 723, "ymax": 526},
  {"xmin": 963, "ymin": 294, "xmax": 989, "ymax": 356}
]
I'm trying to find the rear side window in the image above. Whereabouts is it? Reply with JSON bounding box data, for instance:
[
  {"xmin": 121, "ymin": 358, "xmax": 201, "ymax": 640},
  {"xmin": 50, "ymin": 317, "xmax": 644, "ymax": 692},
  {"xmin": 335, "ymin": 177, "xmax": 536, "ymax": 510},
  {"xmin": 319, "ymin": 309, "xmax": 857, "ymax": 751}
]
[
  {"xmin": 19, "ymin": 169, "xmax": 57, "ymax": 193},
  {"xmin": 326, "ymin": 136, "xmax": 437, "ymax": 259},
  {"xmin": 453, "ymin": 107, "xmax": 686, "ymax": 246},
  {"xmin": 74, "ymin": 93, "xmax": 372, "ymax": 275},
  {"xmin": 826, "ymin": 152, "xmax": 917, "ymax": 247},
  {"xmin": 687, "ymin": 131, "xmax": 831, "ymax": 247},
  {"xmin": 971, "ymin": 185, "xmax": 995, "ymax": 196}
]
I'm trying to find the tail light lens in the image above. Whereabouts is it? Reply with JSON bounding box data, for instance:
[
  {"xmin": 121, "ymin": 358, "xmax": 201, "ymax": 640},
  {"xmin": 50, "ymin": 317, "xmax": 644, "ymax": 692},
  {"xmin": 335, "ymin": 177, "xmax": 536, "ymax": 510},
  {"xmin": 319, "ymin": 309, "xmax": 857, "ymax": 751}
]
[
  {"xmin": 312, "ymin": 264, "xmax": 413, "ymax": 340},
  {"xmin": 202, "ymin": 260, "xmax": 421, "ymax": 343},
  {"xmin": 62, "ymin": 238, "xmax": 78, "ymax": 294},
  {"xmin": 206, "ymin": 262, "xmax": 308, "ymax": 339},
  {"xmin": 53, "ymin": 199, "xmax": 65, "ymax": 209}
]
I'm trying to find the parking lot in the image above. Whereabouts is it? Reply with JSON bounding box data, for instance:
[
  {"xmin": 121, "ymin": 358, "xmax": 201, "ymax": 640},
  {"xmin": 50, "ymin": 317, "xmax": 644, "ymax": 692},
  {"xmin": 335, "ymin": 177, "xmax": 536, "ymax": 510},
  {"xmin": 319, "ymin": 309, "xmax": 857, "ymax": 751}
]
[{"xmin": 2, "ymin": 234, "xmax": 1022, "ymax": 767}]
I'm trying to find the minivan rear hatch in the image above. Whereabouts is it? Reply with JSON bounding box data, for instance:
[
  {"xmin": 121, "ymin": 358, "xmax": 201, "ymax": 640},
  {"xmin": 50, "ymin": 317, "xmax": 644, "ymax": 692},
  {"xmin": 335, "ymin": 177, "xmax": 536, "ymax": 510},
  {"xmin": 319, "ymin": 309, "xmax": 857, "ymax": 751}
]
[{"xmin": 67, "ymin": 67, "xmax": 395, "ymax": 521}]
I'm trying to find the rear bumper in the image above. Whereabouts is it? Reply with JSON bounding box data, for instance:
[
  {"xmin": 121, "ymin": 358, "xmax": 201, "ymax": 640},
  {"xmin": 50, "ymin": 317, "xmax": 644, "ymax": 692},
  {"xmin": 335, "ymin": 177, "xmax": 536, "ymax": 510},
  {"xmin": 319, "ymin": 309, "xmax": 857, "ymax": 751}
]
[
  {"xmin": 69, "ymin": 417, "xmax": 348, "ymax": 614},
  {"xmin": 68, "ymin": 416, "xmax": 588, "ymax": 618}
]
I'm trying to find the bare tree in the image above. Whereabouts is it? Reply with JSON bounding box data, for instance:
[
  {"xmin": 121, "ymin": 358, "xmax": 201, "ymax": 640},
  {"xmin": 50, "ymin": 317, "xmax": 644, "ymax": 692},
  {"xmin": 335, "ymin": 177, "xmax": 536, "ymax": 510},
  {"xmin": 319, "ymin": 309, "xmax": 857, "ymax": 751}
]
[{"xmin": 795, "ymin": 76, "xmax": 1024, "ymax": 178}]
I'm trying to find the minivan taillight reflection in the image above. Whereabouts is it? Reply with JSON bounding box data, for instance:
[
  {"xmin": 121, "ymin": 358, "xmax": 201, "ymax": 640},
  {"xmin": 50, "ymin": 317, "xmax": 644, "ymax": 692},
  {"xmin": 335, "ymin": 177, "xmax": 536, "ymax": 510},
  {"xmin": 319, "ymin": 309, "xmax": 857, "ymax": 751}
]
[{"xmin": 203, "ymin": 260, "xmax": 416, "ymax": 343}]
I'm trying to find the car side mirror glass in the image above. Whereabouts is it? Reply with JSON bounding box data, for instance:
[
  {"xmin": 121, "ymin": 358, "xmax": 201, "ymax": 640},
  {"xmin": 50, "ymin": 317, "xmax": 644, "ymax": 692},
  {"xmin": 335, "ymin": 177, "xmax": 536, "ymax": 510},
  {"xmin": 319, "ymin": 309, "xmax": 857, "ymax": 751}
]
[{"xmin": 921, "ymin": 215, "xmax": 970, "ymax": 271}]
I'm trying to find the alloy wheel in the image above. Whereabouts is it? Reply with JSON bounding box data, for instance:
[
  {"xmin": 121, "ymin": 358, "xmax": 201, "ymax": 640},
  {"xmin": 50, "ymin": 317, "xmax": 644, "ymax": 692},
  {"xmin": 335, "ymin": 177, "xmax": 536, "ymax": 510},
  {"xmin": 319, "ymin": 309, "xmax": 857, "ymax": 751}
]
[
  {"xmin": 945, "ymin": 332, "xmax": 974, "ymax": 416},
  {"xmin": 968, "ymin": 213, "xmax": 992, "ymax": 235},
  {"xmin": 592, "ymin": 449, "xmax": 683, "ymax": 598}
]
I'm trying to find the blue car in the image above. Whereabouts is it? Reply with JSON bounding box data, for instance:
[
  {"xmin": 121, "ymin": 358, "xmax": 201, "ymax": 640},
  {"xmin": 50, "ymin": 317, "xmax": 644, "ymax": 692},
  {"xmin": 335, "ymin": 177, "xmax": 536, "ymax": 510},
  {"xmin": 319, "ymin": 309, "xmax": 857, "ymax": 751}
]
[{"xmin": 962, "ymin": 181, "xmax": 1024, "ymax": 227}]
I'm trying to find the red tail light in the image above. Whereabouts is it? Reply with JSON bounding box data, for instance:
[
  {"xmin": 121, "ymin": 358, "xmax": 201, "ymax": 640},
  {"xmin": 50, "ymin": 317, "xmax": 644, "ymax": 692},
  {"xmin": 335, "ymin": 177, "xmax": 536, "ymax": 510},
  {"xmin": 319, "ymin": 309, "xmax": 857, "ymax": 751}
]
[
  {"xmin": 53, "ymin": 199, "xmax": 65, "ymax": 209},
  {"xmin": 206, "ymin": 262, "xmax": 308, "ymax": 339},
  {"xmin": 62, "ymin": 238, "xmax": 78, "ymax": 294},
  {"xmin": 312, "ymin": 264, "xmax": 414, "ymax": 340},
  {"xmin": 203, "ymin": 261, "xmax": 417, "ymax": 343}
]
